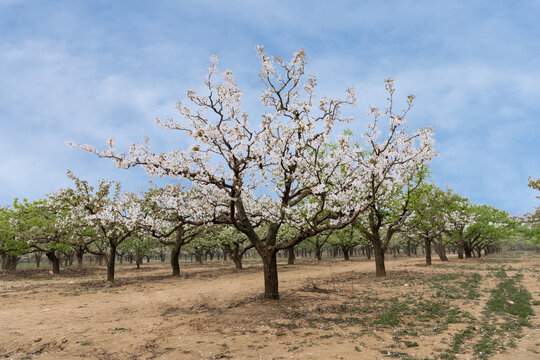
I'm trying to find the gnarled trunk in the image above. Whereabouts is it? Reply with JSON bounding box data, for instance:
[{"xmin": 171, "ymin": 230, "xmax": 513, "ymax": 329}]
[
  {"xmin": 231, "ymin": 246, "xmax": 243, "ymax": 270},
  {"xmin": 46, "ymin": 250, "xmax": 60, "ymax": 274},
  {"xmin": 436, "ymin": 237, "xmax": 448, "ymax": 261},
  {"xmin": 2, "ymin": 253, "xmax": 18, "ymax": 271},
  {"xmin": 232, "ymin": 255, "xmax": 243, "ymax": 270}
]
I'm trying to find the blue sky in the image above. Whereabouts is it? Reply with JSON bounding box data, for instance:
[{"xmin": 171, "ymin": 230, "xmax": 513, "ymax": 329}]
[{"xmin": 0, "ymin": 0, "xmax": 539, "ymax": 215}]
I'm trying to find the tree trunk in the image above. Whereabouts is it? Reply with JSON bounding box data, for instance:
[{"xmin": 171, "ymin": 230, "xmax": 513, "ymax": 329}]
[
  {"xmin": 287, "ymin": 246, "xmax": 295, "ymax": 265},
  {"xmin": 262, "ymin": 251, "xmax": 279, "ymax": 299},
  {"xmin": 195, "ymin": 252, "xmax": 203, "ymax": 265},
  {"xmin": 365, "ymin": 245, "xmax": 372, "ymax": 260},
  {"xmin": 34, "ymin": 253, "xmax": 42, "ymax": 268},
  {"xmin": 231, "ymin": 246, "xmax": 243, "ymax": 270},
  {"xmin": 8, "ymin": 255, "xmax": 17, "ymax": 270},
  {"xmin": 171, "ymin": 244, "xmax": 181, "ymax": 277},
  {"xmin": 76, "ymin": 247, "xmax": 84, "ymax": 267},
  {"xmin": 342, "ymin": 247, "xmax": 350, "ymax": 261},
  {"xmin": 464, "ymin": 245, "xmax": 472, "ymax": 258},
  {"xmin": 372, "ymin": 243, "xmax": 386, "ymax": 277},
  {"xmin": 46, "ymin": 251, "xmax": 60, "ymax": 274},
  {"xmin": 425, "ymin": 238, "xmax": 432, "ymax": 265},
  {"xmin": 2, "ymin": 254, "xmax": 18, "ymax": 271},
  {"xmin": 136, "ymin": 255, "xmax": 142, "ymax": 269},
  {"xmin": 315, "ymin": 245, "xmax": 322, "ymax": 261},
  {"xmin": 106, "ymin": 245, "xmax": 117, "ymax": 283},
  {"xmin": 232, "ymin": 254, "xmax": 243, "ymax": 270},
  {"xmin": 457, "ymin": 243, "xmax": 464, "ymax": 259},
  {"xmin": 436, "ymin": 237, "xmax": 448, "ymax": 261}
]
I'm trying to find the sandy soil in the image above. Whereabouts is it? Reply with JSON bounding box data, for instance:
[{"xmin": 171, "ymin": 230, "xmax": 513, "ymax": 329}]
[{"xmin": 1, "ymin": 253, "xmax": 539, "ymax": 360}]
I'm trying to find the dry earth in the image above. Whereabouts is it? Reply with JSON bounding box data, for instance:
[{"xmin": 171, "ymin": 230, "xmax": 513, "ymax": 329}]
[{"xmin": 1, "ymin": 253, "xmax": 539, "ymax": 360}]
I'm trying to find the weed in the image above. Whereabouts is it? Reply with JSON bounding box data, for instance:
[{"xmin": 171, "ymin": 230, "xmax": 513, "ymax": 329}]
[
  {"xmin": 450, "ymin": 327, "xmax": 474, "ymax": 353},
  {"xmin": 487, "ymin": 278, "xmax": 533, "ymax": 319}
]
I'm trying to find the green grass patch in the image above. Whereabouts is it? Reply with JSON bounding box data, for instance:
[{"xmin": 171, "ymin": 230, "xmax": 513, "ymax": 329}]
[{"xmin": 486, "ymin": 277, "xmax": 533, "ymax": 319}]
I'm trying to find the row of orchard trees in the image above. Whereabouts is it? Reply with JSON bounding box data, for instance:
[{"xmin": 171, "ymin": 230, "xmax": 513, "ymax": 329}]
[
  {"xmin": 0, "ymin": 174, "xmax": 533, "ymax": 295},
  {"xmin": 1, "ymin": 47, "xmax": 536, "ymax": 299},
  {"xmin": 0, "ymin": 177, "xmax": 524, "ymax": 278}
]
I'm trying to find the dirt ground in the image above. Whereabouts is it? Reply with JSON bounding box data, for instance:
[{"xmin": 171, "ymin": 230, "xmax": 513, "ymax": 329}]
[{"xmin": 1, "ymin": 252, "xmax": 539, "ymax": 360}]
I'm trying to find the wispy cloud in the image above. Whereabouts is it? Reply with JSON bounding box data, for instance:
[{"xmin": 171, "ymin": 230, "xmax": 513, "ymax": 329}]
[{"xmin": 0, "ymin": 1, "xmax": 538, "ymax": 215}]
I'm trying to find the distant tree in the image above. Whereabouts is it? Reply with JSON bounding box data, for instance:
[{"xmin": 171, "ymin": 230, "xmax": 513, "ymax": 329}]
[
  {"xmin": 306, "ymin": 231, "xmax": 333, "ymax": 261},
  {"xmin": 119, "ymin": 236, "xmax": 157, "ymax": 269},
  {"xmin": 407, "ymin": 184, "xmax": 451, "ymax": 265},
  {"xmin": 463, "ymin": 205, "xmax": 514, "ymax": 258},
  {"xmin": 328, "ymin": 226, "xmax": 360, "ymax": 261},
  {"xmin": 355, "ymin": 167, "xmax": 429, "ymax": 276},
  {"xmin": 0, "ymin": 201, "xmax": 31, "ymax": 271},
  {"xmin": 141, "ymin": 184, "xmax": 209, "ymax": 277},
  {"xmin": 215, "ymin": 225, "xmax": 253, "ymax": 270},
  {"xmin": 51, "ymin": 172, "xmax": 145, "ymax": 283},
  {"xmin": 443, "ymin": 192, "xmax": 475, "ymax": 259}
]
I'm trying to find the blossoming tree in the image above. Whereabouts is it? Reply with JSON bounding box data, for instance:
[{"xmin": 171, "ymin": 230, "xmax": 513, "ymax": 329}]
[
  {"xmin": 140, "ymin": 183, "xmax": 214, "ymax": 277},
  {"xmin": 51, "ymin": 172, "xmax": 146, "ymax": 283},
  {"xmin": 70, "ymin": 47, "xmax": 435, "ymax": 298}
]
